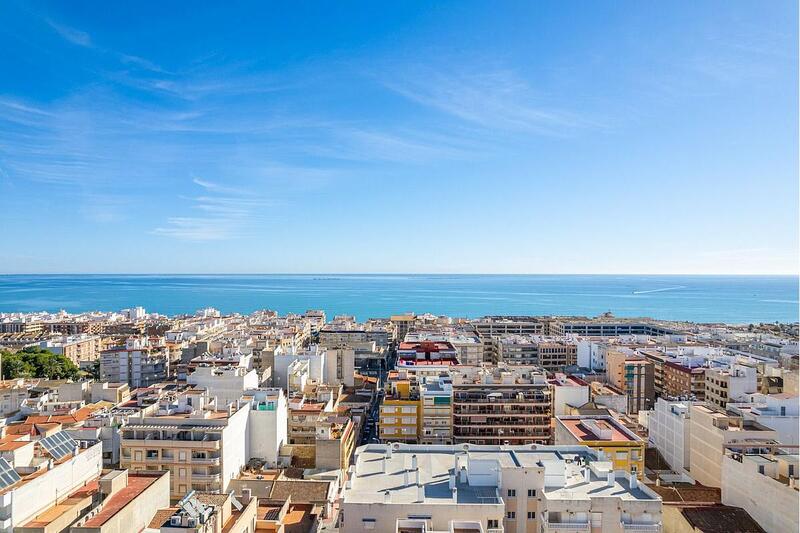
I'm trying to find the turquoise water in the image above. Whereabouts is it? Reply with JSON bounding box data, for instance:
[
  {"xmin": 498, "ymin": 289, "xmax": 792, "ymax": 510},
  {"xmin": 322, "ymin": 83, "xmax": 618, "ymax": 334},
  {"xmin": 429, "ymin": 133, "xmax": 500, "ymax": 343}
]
[{"xmin": 0, "ymin": 274, "xmax": 797, "ymax": 324}]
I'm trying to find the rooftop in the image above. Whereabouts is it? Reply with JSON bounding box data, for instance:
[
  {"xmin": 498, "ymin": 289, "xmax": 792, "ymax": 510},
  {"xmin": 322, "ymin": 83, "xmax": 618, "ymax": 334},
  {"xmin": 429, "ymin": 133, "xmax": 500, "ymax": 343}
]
[{"xmin": 557, "ymin": 416, "xmax": 642, "ymax": 443}]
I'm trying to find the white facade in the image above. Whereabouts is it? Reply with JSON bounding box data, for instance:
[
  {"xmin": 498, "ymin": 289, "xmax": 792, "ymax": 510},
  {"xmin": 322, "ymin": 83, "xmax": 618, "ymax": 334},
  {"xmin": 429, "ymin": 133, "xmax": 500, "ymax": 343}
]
[
  {"xmin": 649, "ymin": 398, "xmax": 693, "ymax": 473},
  {"xmin": 729, "ymin": 393, "xmax": 800, "ymax": 446},
  {"xmin": 0, "ymin": 441, "xmax": 103, "ymax": 532},
  {"xmin": 550, "ymin": 375, "xmax": 590, "ymax": 416},
  {"xmin": 273, "ymin": 347, "xmax": 326, "ymax": 389},
  {"xmin": 246, "ymin": 388, "xmax": 288, "ymax": 467},
  {"xmin": 188, "ymin": 365, "xmax": 260, "ymax": 407},
  {"xmin": 342, "ymin": 443, "xmax": 663, "ymax": 533},
  {"xmin": 721, "ymin": 452, "xmax": 799, "ymax": 533}
]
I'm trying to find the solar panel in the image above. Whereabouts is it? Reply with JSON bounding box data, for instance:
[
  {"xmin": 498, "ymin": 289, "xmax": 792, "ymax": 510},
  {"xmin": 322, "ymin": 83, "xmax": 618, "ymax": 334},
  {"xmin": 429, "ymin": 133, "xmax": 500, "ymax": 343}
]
[
  {"xmin": 0, "ymin": 457, "xmax": 21, "ymax": 489},
  {"xmin": 40, "ymin": 431, "xmax": 77, "ymax": 460}
]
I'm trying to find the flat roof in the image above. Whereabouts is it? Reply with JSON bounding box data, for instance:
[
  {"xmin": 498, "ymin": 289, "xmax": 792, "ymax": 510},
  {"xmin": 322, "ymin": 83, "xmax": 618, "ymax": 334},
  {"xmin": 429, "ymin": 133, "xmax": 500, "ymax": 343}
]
[{"xmin": 558, "ymin": 416, "xmax": 641, "ymax": 443}]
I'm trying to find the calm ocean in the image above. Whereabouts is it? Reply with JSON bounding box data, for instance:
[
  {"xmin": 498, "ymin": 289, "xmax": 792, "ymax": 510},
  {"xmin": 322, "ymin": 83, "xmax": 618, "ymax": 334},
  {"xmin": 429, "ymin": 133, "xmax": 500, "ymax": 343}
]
[{"xmin": 0, "ymin": 274, "xmax": 797, "ymax": 324}]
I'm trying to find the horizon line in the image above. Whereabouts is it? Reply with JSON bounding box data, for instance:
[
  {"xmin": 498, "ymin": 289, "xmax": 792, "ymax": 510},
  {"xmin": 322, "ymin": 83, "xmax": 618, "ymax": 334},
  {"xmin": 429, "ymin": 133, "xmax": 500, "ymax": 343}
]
[{"xmin": 0, "ymin": 272, "xmax": 797, "ymax": 277}]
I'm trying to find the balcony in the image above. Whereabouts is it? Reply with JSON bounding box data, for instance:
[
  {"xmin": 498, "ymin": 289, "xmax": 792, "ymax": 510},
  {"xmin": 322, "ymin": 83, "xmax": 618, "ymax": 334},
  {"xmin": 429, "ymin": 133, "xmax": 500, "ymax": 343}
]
[
  {"xmin": 541, "ymin": 521, "xmax": 590, "ymax": 532},
  {"xmin": 191, "ymin": 473, "xmax": 221, "ymax": 483},
  {"xmin": 621, "ymin": 523, "xmax": 661, "ymax": 533}
]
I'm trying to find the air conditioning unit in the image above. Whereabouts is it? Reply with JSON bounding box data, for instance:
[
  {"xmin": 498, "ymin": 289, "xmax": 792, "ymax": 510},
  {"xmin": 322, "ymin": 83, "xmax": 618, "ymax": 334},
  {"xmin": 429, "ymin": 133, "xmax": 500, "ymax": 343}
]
[{"xmin": 170, "ymin": 516, "xmax": 181, "ymax": 526}]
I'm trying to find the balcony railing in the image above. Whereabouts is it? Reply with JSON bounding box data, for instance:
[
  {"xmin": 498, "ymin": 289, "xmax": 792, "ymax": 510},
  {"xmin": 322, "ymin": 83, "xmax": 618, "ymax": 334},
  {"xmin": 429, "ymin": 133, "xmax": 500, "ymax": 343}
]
[
  {"xmin": 542, "ymin": 521, "xmax": 590, "ymax": 532},
  {"xmin": 621, "ymin": 523, "xmax": 661, "ymax": 533}
]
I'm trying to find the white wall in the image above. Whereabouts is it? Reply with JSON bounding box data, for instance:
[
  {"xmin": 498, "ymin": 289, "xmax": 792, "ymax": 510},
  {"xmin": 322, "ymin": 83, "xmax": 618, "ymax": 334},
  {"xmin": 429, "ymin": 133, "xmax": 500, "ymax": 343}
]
[
  {"xmin": 1, "ymin": 442, "xmax": 103, "ymax": 530},
  {"xmin": 722, "ymin": 455, "xmax": 799, "ymax": 533}
]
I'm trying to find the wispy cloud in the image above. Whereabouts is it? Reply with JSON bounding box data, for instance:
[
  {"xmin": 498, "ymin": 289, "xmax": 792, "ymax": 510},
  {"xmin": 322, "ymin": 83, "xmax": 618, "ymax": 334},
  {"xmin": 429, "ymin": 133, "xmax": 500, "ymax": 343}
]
[
  {"xmin": 152, "ymin": 178, "xmax": 273, "ymax": 241},
  {"xmin": 382, "ymin": 67, "xmax": 600, "ymax": 136},
  {"xmin": 46, "ymin": 19, "xmax": 92, "ymax": 47}
]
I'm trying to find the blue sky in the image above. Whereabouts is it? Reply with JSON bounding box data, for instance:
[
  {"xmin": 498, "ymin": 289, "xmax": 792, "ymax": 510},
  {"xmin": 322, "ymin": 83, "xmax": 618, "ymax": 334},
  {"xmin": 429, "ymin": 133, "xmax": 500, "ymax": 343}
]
[{"xmin": 0, "ymin": 1, "xmax": 797, "ymax": 274}]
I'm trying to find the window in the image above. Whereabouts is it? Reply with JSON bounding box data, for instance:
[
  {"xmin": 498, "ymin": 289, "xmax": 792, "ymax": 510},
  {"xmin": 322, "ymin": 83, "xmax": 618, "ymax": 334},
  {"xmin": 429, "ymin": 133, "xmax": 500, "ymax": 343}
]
[
  {"xmin": 488, "ymin": 519, "xmax": 499, "ymax": 528},
  {"xmin": 528, "ymin": 489, "xmax": 536, "ymax": 497},
  {"xmin": 506, "ymin": 511, "xmax": 516, "ymax": 520},
  {"xmin": 507, "ymin": 489, "xmax": 516, "ymax": 497},
  {"xmin": 527, "ymin": 512, "xmax": 536, "ymax": 519},
  {"xmin": 362, "ymin": 518, "xmax": 376, "ymax": 530}
]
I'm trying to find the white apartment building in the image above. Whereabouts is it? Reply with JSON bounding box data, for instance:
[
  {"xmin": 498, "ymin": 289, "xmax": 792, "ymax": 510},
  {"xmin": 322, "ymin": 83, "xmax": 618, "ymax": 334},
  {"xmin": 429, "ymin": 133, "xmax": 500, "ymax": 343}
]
[
  {"xmin": 721, "ymin": 451, "xmax": 799, "ymax": 533},
  {"xmin": 272, "ymin": 346, "xmax": 326, "ymax": 389},
  {"xmin": 101, "ymin": 336, "xmax": 170, "ymax": 388},
  {"xmin": 243, "ymin": 388, "xmax": 288, "ymax": 468},
  {"xmin": 120, "ymin": 388, "xmax": 288, "ymax": 498},
  {"xmin": 688, "ymin": 403, "xmax": 778, "ymax": 488},
  {"xmin": 419, "ymin": 375, "xmax": 453, "ymax": 445},
  {"xmin": 648, "ymin": 398, "xmax": 694, "ymax": 473},
  {"xmin": 341, "ymin": 443, "xmax": 663, "ymax": 533},
  {"xmin": 728, "ymin": 392, "xmax": 800, "ymax": 445},
  {"xmin": 704, "ymin": 364, "xmax": 757, "ymax": 408},
  {"xmin": 0, "ymin": 434, "xmax": 103, "ymax": 532},
  {"xmin": 550, "ymin": 374, "xmax": 590, "ymax": 416},
  {"xmin": 187, "ymin": 365, "xmax": 260, "ymax": 407}
]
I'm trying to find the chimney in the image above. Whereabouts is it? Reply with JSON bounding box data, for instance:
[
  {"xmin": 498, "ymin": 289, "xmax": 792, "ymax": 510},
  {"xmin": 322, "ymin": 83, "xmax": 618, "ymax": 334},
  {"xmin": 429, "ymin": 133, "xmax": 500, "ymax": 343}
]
[
  {"xmin": 583, "ymin": 467, "xmax": 590, "ymax": 483},
  {"xmin": 417, "ymin": 484, "xmax": 425, "ymax": 502},
  {"xmin": 789, "ymin": 476, "xmax": 796, "ymax": 489},
  {"xmin": 629, "ymin": 472, "xmax": 638, "ymax": 490},
  {"xmin": 404, "ymin": 470, "xmax": 410, "ymax": 486},
  {"xmin": 383, "ymin": 490, "xmax": 391, "ymax": 503},
  {"xmin": 459, "ymin": 466, "xmax": 468, "ymax": 484},
  {"xmin": 411, "ymin": 454, "xmax": 418, "ymax": 470},
  {"xmin": 241, "ymin": 488, "xmax": 252, "ymax": 504},
  {"xmin": 449, "ymin": 473, "xmax": 456, "ymax": 490},
  {"xmin": 381, "ymin": 457, "xmax": 387, "ymax": 474},
  {"xmin": 414, "ymin": 468, "xmax": 420, "ymax": 486},
  {"xmin": 607, "ymin": 470, "xmax": 615, "ymax": 487},
  {"xmin": 451, "ymin": 487, "xmax": 458, "ymax": 502},
  {"xmin": 386, "ymin": 446, "xmax": 393, "ymax": 459}
]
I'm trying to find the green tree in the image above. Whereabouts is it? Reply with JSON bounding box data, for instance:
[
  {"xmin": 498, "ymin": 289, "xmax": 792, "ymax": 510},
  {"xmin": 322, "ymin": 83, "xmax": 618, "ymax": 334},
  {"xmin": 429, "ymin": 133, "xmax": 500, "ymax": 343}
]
[
  {"xmin": 0, "ymin": 351, "xmax": 33, "ymax": 379},
  {"xmin": 1, "ymin": 347, "xmax": 79, "ymax": 380}
]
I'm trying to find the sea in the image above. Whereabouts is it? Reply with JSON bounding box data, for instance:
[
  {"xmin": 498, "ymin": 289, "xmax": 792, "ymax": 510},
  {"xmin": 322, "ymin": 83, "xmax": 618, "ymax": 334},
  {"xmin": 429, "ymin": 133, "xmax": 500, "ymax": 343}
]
[{"xmin": 0, "ymin": 274, "xmax": 797, "ymax": 324}]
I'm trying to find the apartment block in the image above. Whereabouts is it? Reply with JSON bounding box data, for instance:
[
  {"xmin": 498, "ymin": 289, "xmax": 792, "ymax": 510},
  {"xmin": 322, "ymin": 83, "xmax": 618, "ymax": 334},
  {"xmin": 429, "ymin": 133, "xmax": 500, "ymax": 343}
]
[
  {"xmin": 187, "ymin": 365, "xmax": 259, "ymax": 407},
  {"xmin": 0, "ymin": 434, "xmax": 103, "ymax": 532},
  {"xmin": 495, "ymin": 335, "xmax": 577, "ymax": 371},
  {"xmin": 38, "ymin": 334, "xmax": 102, "ymax": 365},
  {"xmin": 100, "ymin": 337, "xmax": 170, "ymax": 388},
  {"xmin": 451, "ymin": 365, "xmax": 551, "ymax": 445},
  {"xmin": 721, "ymin": 451, "xmax": 799, "ymax": 533},
  {"xmin": 120, "ymin": 392, "xmax": 245, "ymax": 498},
  {"xmin": 419, "ymin": 375, "xmax": 453, "ymax": 445},
  {"xmin": 380, "ymin": 373, "xmax": 422, "ymax": 444},
  {"xmin": 341, "ymin": 443, "xmax": 663, "ymax": 533},
  {"xmin": 663, "ymin": 360, "xmax": 706, "ymax": 400},
  {"xmin": 648, "ymin": 398, "xmax": 694, "ymax": 473},
  {"xmin": 555, "ymin": 415, "xmax": 645, "ymax": 477},
  {"xmin": 605, "ymin": 351, "xmax": 654, "ymax": 414},
  {"xmin": 728, "ymin": 392, "xmax": 800, "ymax": 445},
  {"xmin": 704, "ymin": 364, "xmax": 757, "ymax": 408},
  {"xmin": 688, "ymin": 403, "xmax": 778, "ymax": 488}
]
